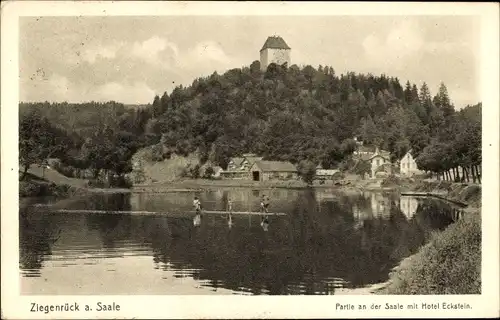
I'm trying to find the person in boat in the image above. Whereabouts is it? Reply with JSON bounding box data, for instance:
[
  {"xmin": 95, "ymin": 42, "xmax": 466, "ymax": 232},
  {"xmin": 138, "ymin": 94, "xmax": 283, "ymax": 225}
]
[
  {"xmin": 260, "ymin": 195, "xmax": 270, "ymax": 214},
  {"xmin": 193, "ymin": 196, "xmax": 202, "ymax": 213}
]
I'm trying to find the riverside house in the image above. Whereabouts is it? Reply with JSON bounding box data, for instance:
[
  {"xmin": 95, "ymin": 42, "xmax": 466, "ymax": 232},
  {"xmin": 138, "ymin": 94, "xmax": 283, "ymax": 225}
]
[
  {"xmin": 358, "ymin": 147, "xmax": 391, "ymax": 178},
  {"xmin": 240, "ymin": 153, "xmax": 263, "ymax": 171},
  {"xmin": 220, "ymin": 154, "xmax": 264, "ymax": 179},
  {"xmin": 250, "ymin": 160, "xmax": 298, "ymax": 181},
  {"xmin": 400, "ymin": 150, "xmax": 424, "ymax": 177}
]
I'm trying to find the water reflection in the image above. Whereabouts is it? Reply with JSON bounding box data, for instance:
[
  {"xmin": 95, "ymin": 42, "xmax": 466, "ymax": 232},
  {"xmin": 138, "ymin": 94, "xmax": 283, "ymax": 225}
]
[
  {"xmin": 400, "ymin": 196, "xmax": 419, "ymax": 219},
  {"xmin": 193, "ymin": 213, "xmax": 202, "ymax": 227},
  {"xmin": 20, "ymin": 189, "xmax": 465, "ymax": 295},
  {"xmin": 260, "ymin": 215, "xmax": 270, "ymax": 232}
]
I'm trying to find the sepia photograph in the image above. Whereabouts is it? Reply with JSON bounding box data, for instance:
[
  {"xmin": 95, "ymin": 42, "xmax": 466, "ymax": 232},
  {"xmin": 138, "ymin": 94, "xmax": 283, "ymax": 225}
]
[{"xmin": 2, "ymin": 1, "xmax": 499, "ymax": 319}]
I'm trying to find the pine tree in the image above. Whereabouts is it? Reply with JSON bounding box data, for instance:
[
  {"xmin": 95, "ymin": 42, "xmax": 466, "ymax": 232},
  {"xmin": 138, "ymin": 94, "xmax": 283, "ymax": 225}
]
[
  {"xmin": 152, "ymin": 95, "xmax": 162, "ymax": 118},
  {"xmin": 404, "ymin": 81, "xmax": 412, "ymax": 104},
  {"xmin": 419, "ymin": 82, "xmax": 431, "ymax": 103},
  {"xmin": 435, "ymin": 82, "xmax": 454, "ymax": 118},
  {"xmin": 411, "ymin": 84, "xmax": 420, "ymax": 103}
]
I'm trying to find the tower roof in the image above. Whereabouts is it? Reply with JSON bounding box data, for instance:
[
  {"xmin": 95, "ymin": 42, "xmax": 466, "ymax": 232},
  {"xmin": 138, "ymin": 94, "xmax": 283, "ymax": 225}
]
[{"xmin": 260, "ymin": 36, "xmax": 291, "ymax": 51}]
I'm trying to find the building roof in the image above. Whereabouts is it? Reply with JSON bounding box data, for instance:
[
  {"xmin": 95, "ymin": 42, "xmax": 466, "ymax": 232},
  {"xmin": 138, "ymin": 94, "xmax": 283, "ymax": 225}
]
[
  {"xmin": 229, "ymin": 157, "xmax": 244, "ymax": 166},
  {"xmin": 243, "ymin": 156, "xmax": 263, "ymax": 165},
  {"xmin": 369, "ymin": 152, "xmax": 390, "ymax": 161},
  {"xmin": 260, "ymin": 36, "xmax": 291, "ymax": 52},
  {"xmin": 355, "ymin": 145, "xmax": 377, "ymax": 153},
  {"xmin": 401, "ymin": 149, "xmax": 414, "ymax": 159},
  {"xmin": 316, "ymin": 169, "xmax": 339, "ymax": 176},
  {"xmin": 358, "ymin": 149, "xmax": 390, "ymax": 161},
  {"xmin": 253, "ymin": 160, "xmax": 297, "ymax": 172}
]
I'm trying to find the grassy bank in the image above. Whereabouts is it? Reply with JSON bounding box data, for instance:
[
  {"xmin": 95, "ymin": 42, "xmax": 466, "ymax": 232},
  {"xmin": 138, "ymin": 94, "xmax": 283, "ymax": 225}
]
[
  {"xmin": 378, "ymin": 212, "xmax": 481, "ymax": 294},
  {"xmin": 134, "ymin": 178, "xmax": 310, "ymax": 191},
  {"xmin": 19, "ymin": 175, "xmax": 87, "ymax": 198}
]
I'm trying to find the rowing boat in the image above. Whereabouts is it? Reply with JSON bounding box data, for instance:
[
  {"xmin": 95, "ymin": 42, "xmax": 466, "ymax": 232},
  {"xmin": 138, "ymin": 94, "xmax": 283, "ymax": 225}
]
[{"xmin": 32, "ymin": 208, "xmax": 286, "ymax": 217}]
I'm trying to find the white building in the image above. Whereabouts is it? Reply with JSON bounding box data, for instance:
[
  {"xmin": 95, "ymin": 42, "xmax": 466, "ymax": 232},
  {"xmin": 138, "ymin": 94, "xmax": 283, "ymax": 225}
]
[
  {"xmin": 260, "ymin": 35, "xmax": 291, "ymax": 71},
  {"xmin": 368, "ymin": 147, "xmax": 391, "ymax": 178},
  {"xmin": 400, "ymin": 150, "xmax": 423, "ymax": 176}
]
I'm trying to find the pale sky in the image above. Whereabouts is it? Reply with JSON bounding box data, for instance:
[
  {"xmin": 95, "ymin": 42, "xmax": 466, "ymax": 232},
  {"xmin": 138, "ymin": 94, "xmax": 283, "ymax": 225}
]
[{"xmin": 20, "ymin": 15, "xmax": 481, "ymax": 108}]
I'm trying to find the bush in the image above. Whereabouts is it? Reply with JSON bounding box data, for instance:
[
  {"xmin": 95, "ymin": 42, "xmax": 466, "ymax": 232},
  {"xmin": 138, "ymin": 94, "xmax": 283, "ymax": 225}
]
[
  {"xmin": 190, "ymin": 164, "xmax": 201, "ymax": 179},
  {"xmin": 459, "ymin": 185, "xmax": 481, "ymax": 204},
  {"xmin": 87, "ymin": 175, "xmax": 132, "ymax": 188},
  {"xmin": 19, "ymin": 180, "xmax": 43, "ymax": 197},
  {"xmin": 150, "ymin": 144, "xmax": 164, "ymax": 162},
  {"xmin": 296, "ymin": 160, "xmax": 316, "ymax": 185},
  {"xmin": 19, "ymin": 180, "xmax": 76, "ymax": 198},
  {"xmin": 203, "ymin": 166, "xmax": 215, "ymax": 179},
  {"xmin": 381, "ymin": 175, "xmax": 402, "ymax": 187},
  {"xmin": 381, "ymin": 214, "xmax": 481, "ymax": 294},
  {"xmin": 52, "ymin": 161, "xmax": 77, "ymax": 178}
]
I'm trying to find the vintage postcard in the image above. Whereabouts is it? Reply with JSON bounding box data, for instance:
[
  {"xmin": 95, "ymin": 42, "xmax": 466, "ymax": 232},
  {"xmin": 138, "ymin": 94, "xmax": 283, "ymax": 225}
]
[{"xmin": 1, "ymin": 1, "xmax": 499, "ymax": 319}]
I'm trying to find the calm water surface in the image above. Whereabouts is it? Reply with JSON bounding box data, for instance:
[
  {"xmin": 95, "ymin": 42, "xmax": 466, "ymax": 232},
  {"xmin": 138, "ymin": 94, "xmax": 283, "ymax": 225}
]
[{"xmin": 19, "ymin": 188, "xmax": 463, "ymax": 295}]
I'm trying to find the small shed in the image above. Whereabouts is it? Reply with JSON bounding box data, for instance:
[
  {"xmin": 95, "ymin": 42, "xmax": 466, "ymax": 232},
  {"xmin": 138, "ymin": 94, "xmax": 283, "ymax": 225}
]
[{"xmin": 250, "ymin": 160, "xmax": 298, "ymax": 181}]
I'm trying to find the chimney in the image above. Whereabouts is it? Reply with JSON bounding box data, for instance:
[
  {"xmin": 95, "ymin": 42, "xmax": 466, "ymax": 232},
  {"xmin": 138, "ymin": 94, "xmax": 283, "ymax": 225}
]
[{"xmin": 375, "ymin": 146, "xmax": 380, "ymax": 154}]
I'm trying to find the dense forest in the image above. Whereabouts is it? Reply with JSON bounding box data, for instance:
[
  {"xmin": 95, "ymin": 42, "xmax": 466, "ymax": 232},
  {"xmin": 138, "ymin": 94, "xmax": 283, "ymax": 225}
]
[
  {"xmin": 19, "ymin": 101, "xmax": 153, "ymax": 186},
  {"xmin": 19, "ymin": 60, "xmax": 482, "ymax": 185}
]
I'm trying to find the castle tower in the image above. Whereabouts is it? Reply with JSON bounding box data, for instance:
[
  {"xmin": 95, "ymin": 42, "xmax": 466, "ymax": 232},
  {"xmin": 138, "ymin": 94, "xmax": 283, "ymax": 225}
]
[{"xmin": 259, "ymin": 35, "xmax": 291, "ymax": 71}]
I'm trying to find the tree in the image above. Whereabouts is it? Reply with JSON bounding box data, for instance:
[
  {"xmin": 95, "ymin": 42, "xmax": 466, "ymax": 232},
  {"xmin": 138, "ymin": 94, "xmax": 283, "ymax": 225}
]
[
  {"xmin": 297, "ymin": 160, "xmax": 316, "ymax": 185},
  {"xmin": 19, "ymin": 111, "xmax": 70, "ymax": 179},
  {"xmin": 340, "ymin": 138, "xmax": 357, "ymax": 156},
  {"xmin": 203, "ymin": 166, "xmax": 215, "ymax": 179},
  {"xmin": 250, "ymin": 60, "xmax": 261, "ymax": 76},
  {"xmin": 190, "ymin": 164, "xmax": 201, "ymax": 179},
  {"xmin": 151, "ymin": 95, "xmax": 162, "ymax": 118},
  {"xmin": 404, "ymin": 80, "xmax": 413, "ymax": 104},
  {"xmin": 419, "ymin": 82, "xmax": 432, "ymax": 103},
  {"xmin": 434, "ymin": 82, "xmax": 455, "ymax": 119}
]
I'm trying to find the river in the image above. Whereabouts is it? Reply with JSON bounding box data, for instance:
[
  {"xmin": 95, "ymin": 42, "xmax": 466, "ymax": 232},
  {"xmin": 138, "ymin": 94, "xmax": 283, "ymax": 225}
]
[{"xmin": 19, "ymin": 188, "xmax": 464, "ymax": 295}]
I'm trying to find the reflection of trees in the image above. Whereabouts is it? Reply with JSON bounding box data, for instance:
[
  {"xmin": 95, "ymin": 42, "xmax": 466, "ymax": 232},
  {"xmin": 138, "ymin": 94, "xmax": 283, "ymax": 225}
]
[
  {"xmin": 20, "ymin": 191, "xmax": 460, "ymax": 295},
  {"xmin": 83, "ymin": 193, "xmax": 133, "ymax": 249},
  {"xmin": 112, "ymin": 190, "xmax": 458, "ymax": 294},
  {"xmin": 19, "ymin": 209, "xmax": 61, "ymax": 272},
  {"xmin": 57, "ymin": 192, "xmax": 132, "ymax": 211},
  {"xmin": 85, "ymin": 214, "xmax": 132, "ymax": 249},
  {"xmin": 412, "ymin": 199, "xmax": 458, "ymax": 235}
]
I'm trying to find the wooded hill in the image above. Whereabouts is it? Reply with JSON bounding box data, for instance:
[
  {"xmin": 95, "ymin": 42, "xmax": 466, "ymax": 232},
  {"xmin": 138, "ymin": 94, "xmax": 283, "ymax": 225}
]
[{"xmin": 19, "ymin": 60, "xmax": 482, "ymax": 184}]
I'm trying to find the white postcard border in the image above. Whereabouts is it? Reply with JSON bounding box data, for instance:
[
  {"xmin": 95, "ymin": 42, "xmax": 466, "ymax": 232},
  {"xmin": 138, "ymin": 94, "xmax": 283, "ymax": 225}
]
[{"xmin": 1, "ymin": 1, "xmax": 499, "ymax": 319}]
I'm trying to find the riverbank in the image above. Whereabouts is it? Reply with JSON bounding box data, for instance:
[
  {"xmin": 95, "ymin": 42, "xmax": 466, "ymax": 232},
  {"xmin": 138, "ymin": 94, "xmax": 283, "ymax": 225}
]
[
  {"xmin": 19, "ymin": 173, "xmax": 131, "ymax": 200},
  {"xmin": 19, "ymin": 175, "xmax": 87, "ymax": 198},
  {"xmin": 131, "ymin": 175, "xmax": 397, "ymax": 192}
]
